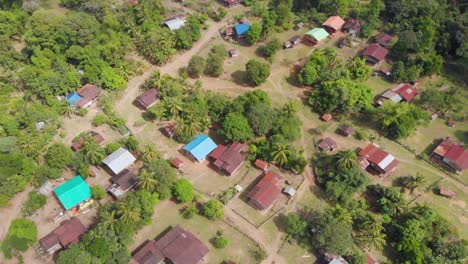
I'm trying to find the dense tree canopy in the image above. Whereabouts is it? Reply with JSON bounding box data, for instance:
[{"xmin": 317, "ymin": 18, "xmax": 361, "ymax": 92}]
[
  {"xmin": 245, "ymin": 59, "xmax": 270, "ymax": 86},
  {"xmin": 375, "ymin": 103, "xmax": 429, "ymax": 139}
]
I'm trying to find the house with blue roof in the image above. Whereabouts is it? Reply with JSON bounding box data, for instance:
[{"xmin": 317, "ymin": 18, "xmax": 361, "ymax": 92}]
[
  {"xmin": 183, "ymin": 134, "xmax": 217, "ymax": 162},
  {"xmin": 66, "ymin": 93, "xmax": 82, "ymax": 107},
  {"xmin": 234, "ymin": 23, "xmax": 250, "ymax": 38}
]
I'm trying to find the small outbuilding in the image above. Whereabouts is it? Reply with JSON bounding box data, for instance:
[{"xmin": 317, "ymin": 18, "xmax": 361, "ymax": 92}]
[
  {"xmin": 161, "ymin": 122, "xmax": 176, "ymax": 138},
  {"xmin": 234, "ymin": 23, "xmax": 250, "ymax": 39},
  {"xmin": 255, "ymin": 159, "xmax": 269, "ymax": 171},
  {"xmin": 229, "ymin": 49, "xmax": 239, "ymax": 57},
  {"xmin": 322, "ymin": 16, "xmax": 345, "ymax": 33},
  {"xmin": 439, "ymin": 187, "xmax": 456, "ymax": 198},
  {"xmin": 342, "ymin": 19, "xmax": 361, "ymax": 36},
  {"xmin": 283, "ymin": 186, "xmax": 296, "ymax": 197},
  {"xmin": 303, "ymin": 28, "xmax": 329, "ymax": 44},
  {"xmin": 339, "ymin": 125, "xmax": 354, "ymax": 137},
  {"xmin": 321, "ymin": 113, "xmax": 332, "ymax": 122},
  {"xmin": 102, "ymin": 147, "xmax": 136, "ymax": 175},
  {"xmin": 163, "ymin": 16, "xmax": 186, "ymax": 31},
  {"xmin": 374, "ymin": 33, "xmax": 393, "ymax": 47},
  {"xmin": 108, "ymin": 169, "xmax": 138, "ymax": 199},
  {"xmin": 362, "ymin": 44, "xmax": 388, "ymax": 64},
  {"xmin": 171, "ymin": 157, "xmax": 184, "ymax": 170},
  {"xmin": 222, "ymin": 0, "xmax": 240, "ymax": 7},
  {"xmin": 137, "ymin": 88, "xmax": 159, "ymax": 110},
  {"xmin": 318, "ymin": 137, "xmax": 337, "ymax": 152}
]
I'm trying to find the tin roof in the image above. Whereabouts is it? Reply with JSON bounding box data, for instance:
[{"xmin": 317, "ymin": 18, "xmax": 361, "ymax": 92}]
[
  {"xmin": 248, "ymin": 171, "xmax": 282, "ymax": 209},
  {"xmin": 305, "ymin": 28, "xmax": 329, "ymax": 42},
  {"xmin": 102, "ymin": 147, "xmax": 136, "ymax": 175},
  {"xmin": 183, "ymin": 134, "xmax": 217, "ymax": 161},
  {"xmin": 53, "ymin": 176, "xmax": 91, "ymax": 210},
  {"xmin": 322, "ymin": 16, "xmax": 345, "ymax": 31}
]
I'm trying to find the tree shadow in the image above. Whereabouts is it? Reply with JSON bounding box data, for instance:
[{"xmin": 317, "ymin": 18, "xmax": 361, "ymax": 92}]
[
  {"xmin": 454, "ymin": 130, "xmax": 468, "ymax": 146},
  {"xmin": 231, "ymin": 70, "xmax": 248, "ymax": 86},
  {"xmin": 273, "ymin": 213, "xmax": 287, "ymax": 232}
]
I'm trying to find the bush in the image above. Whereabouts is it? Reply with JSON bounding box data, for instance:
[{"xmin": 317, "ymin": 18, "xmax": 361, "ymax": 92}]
[
  {"xmin": 21, "ymin": 191, "xmax": 47, "ymax": 217},
  {"xmin": 354, "ymin": 129, "xmax": 368, "ymax": 141},
  {"xmin": 212, "ymin": 235, "xmax": 229, "ymax": 249},
  {"xmin": 106, "ymin": 142, "xmax": 122, "ymax": 155},
  {"xmin": 173, "ymin": 179, "xmax": 194, "ymax": 203},
  {"xmin": 1, "ymin": 219, "xmax": 37, "ymax": 259},
  {"xmin": 77, "ymin": 108, "xmax": 88, "ymax": 116},
  {"xmin": 91, "ymin": 185, "xmax": 106, "ymax": 200},
  {"xmin": 203, "ymin": 199, "xmax": 224, "ymax": 220},
  {"xmin": 92, "ymin": 114, "xmax": 108, "ymax": 126},
  {"xmin": 245, "ymin": 59, "xmax": 270, "ymax": 86},
  {"xmin": 252, "ymin": 248, "xmax": 267, "ymax": 263},
  {"xmin": 182, "ymin": 204, "xmax": 197, "ymax": 219},
  {"xmin": 46, "ymin": 143, "xmax": 73, "ymax": 169}
]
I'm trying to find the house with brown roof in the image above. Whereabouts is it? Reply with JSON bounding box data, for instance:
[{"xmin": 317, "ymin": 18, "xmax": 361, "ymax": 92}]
[
  {"xmin": 107, "ymin": 169, "xmax": 138, "ymax": 199},
  {"xmin": 247, "ymin": 171, "xmax": 282, "ymax": 210},
  {"xmin": 161, "ymin": 122, "xmax": 176, "ymax": 138},
  {"xmin": 38, "ymin": 218, "xmax": 87, "ymax": 255},
  {"xmin": 131, "ymin": 225, "xmax": 209, "ymax": 264},
  {"xmin": 439, "ymin": 187, "xmax": 456, "ymax": 198},
  {"xmin": 374, "ymin": 33, "xmax": 393, "ymax": 47},
  {"xmin": 362, "ymin": 44, "xmax": 388, "ymax": 65},
  {"xmin": 71, "ymin": 131, "xmax": 104, "ymax": 151},
  {"xmin": 222, "ymin": 0, "xmax": 240, "ymax": 7},
  {"xmin": 318, "ymin": 137, "xmax": 337, "ymax": 152},
  {"xmin": 339, "ymin": 125, "xmax": 354, "ymax": 137},
  {"xmin": 76, "ymin": 84, "xmax": 101, "ymax": 109},
  {"xmin": 209, "ymin": 143, "xmax": 246, "ymax": 176},
  {"xmin": 255, "ymin": 159, "xmax": 269, "ymax": 171},
  {"xmin": 358, "ymin": 143, "xmax": 398, "ymax": 176},
  {"xmin": 431, "ymin": 137, "xmax": 468, "ymax": 173},
  {"xmin": 171, "ymin": 157, "xmax": 184, "ymax": 170},
  {"xmin": 137, "ymin": 88, "xmax": 159, "ymax": 110},
  {"xmin": 322, "ymin": 16, "xmax": 345, "ymax": 33},
  {"xmin": 342, "ymin": 19, "xmax": 361, "ymax": 36}
]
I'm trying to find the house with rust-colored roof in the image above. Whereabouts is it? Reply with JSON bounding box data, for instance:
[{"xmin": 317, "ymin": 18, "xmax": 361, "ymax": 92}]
[
  {"xmin": 377, "ymin": 83, "xmax": 418, "ymax": 105},
  {"xmin": 318, "ymin": 137, "xmax": 337, "ymax": 152},
  {"xmin": 342, "ymin": 19, "xmax": 361, "ymax": 35},
  {"xmin": 209, "ymin": 142, "xmax": 246, "ymax": 176},
  {"xmin": 131, "ymin": 225, "xmax": 209, "ymax": 264},
  {"xmin": 322, "ymin": 16, "xmax": 345, "ymax": 33},
  {"xmin": 358, "ymin": 143, "xmax": 398, "ymax": 176},
  {"xmin": 137, "ymin": 88, "xmax": 159, "ymax": 110},
  {"xmin": 247, "ymin": 171, "xmax": 282, "ymax": 210},
  {"xmin": 38, "ymin": 218, "xmax": 87, "ymax": 255},
  {"xmin": 431, "ymin": 137, "xmax": 468, "ymax": 173},
  {"xmin": 362, "ymin": 44, "xmax": 388, "ymax": 65},
  {"xmin": 76, "ymin": 84, "xmax": 101, "ymax": 109},
  {"xmin": 374, "ymin": 33, "xmax": 393, "ymax": 47},
  {"xmin": 255, "ymin": 159, "xmax": 269, "ymax": 171}
]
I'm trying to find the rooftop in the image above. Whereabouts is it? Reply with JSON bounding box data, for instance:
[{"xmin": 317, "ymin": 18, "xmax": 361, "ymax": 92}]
[
  {"xmin": 102, "ymin": 147, "xmax": 136, "ymax": 175},
  {"xmin": 322, "ymin": 16, "xmax": 345, "ymax": 31},
  {"xmin": 40, "ymin": 218, "xmax": 87, "ymax": 250},
  {"xmin": 234, "ymin": 23, "xmax": 250, "ymax": 35},
  {"xmin": 183, "ymin": 134, "xmax": 217, "ymax": 161},
  {"xmin": 392, "ymin": 83, "xmax": 418, "ymax": 102},
  {"xmin": 359, "ymin": 143, "xmax": 398, "ymax": 172},
  {"xmin": 248, "ymin": 171, "xmax": 282, "ymax": 209},
  {"xmin": 137, "ymin": 88, "xmax": 159, "ymax": 109},
  {"xmin": 112, "ymin": 169, "xmax": 138, "ymax": 190},
  {"xmin": 305, "ymin": 28, "xmax": 329, "ymax": 41},
  {"xmin": 363, "ymin": 44, "xmax": 388, "ymax": 61},
  {"xmin": 210, "ymin": 143, "xmax": 246, "ymax": 175},
  {"xmin": 164, "ymin": 17, "xmax": 186, "ymax": 31},
  {"xmin": 53, "ymin": 176, "xmax": 91, "ymax": 210}
]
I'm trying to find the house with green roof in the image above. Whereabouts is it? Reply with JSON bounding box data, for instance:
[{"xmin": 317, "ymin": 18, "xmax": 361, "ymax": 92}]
[
  {"xmin": 304, "ymin": 28, "xmax": 329, "ymax": 44},
  {"xmin": 54, "ymin": 176, "xmax": 91, "ymax": 210}
]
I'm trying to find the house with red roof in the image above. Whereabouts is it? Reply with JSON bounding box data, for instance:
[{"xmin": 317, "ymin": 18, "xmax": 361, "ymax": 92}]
[
  {"xmin": 209, "ymin": 142, "xmax": 246, "ymax": 176},
  {"xmin": 137, "ymin": 88, "xmax": 159, "ymax": 110},
  {"xmin": 255, "ymin": 159, "xmax": 269, "ymax": 171},
  {"xmin": 362, "ymin": 44, "xmax": 388, "ymax": 65},
  {"xmin": 247, "ymin": 171, "xmax": 282, "ymax": 210},
  {"xmin": 377, "ymin": 83, "xmax": 418, "ymax": 105},
  {"xmin": 431, "ymin": 137, "xmax": 468, "ymax": 173},
  {"xmin": 366, "ymin": 255, "xmax": 378, "ymax": 264},
  {"xmin": 322, "ymin": 16, "xmax": 345, "ymax": 33},
  {"xmin": 38, "ymin": 218, "xmax": 87, "ymax": 255},
  {"xmin": 374, "ymin": 33, "xmax": 393, "ymax": 47},
  {"xmin": 358, "ymin": 143, "xmax": 398, "ymax": 176},
  {"xmin": 131, "ymin": 225, "xmax": 209, "ymax": 264}
]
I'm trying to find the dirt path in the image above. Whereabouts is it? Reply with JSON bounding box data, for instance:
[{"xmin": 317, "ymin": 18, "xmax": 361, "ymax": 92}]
[{"xmin": 0, "ymin": 185, "xmax": 33, "ymax": 241}]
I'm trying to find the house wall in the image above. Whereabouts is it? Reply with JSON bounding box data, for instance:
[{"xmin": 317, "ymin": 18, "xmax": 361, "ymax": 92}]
[{"xmin": 442, "ymin": 157, "xmax": 462, "ymax": 172}]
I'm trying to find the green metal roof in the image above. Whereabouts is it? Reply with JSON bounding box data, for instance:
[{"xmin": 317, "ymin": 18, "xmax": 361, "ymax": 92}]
[
  {"xmin": 54, "ymin": 176, "xmax": 91, "ymax": 210},
  {"xmin": 305, "ymin": 28, "xmax": 329, "ymax": 42}
]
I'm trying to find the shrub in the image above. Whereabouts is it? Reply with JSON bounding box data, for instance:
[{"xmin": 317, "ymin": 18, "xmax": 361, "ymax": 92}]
[
  {"xmin": 77, "ymin": 108, "xmax": 88, "ymax": 116},
  {"xmin": 203, "ymin": 199, "xmax": 224, "ymax": 220},
  {"xmin": 91, "ymin": 185, "xmax": 106, "ymax": 200},
  {"xmin": 1, "ymin": 219, "xmax": 38, "ymax": 258},
  {"xmin": 174, "ymin": 179, "xmax": 194, "ymax": 203},
  {"xmin": 354, "ymin": 129, "xmax": 368, "ymax": 141},
  {"xmin": 212, "ymin": 235, "xmax": 229, "ymax": 249},
  {"xmin": 21, "ymin": 191, "xmax": 46, "ymax": 217},
  {"xmin": 182, "ymin": 205, "xmax": 197, "ymax": 219},
  {"xmin": 92, "ymin": 114, "xmax": 108, "ymax": 126},
  {"xmin": 106, "ymin": 142, "xmax": 122, "ymax": 155}
]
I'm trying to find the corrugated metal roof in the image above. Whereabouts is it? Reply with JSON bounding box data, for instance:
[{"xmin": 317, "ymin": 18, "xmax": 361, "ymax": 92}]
[
  {"xmin": 183, "ymin": 134, "xmax": 217, "ymax": 161},
  {"xmin": 305, "ymin": 28, "xmax": 329, "ymax": 41},
  {"xmin": 234, "ymin": 23, "xmax": 250, "ymax": 35},
  {"xmin": 53, "ymin": 176, "xmax": 91, "ymax": 210},
  {"xmin": 102, "ymin": 147, "xmax": 136, "ymax": 175},
  {"xmin": 164, "ymin": 17, "xmax": 186, "ymax": 31}
]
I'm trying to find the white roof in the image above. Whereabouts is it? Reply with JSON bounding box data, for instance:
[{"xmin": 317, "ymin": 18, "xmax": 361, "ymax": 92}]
[
  {"xmin": 164, "ymin": 18, "xmax": 186, "ymax": 31},
  {"xmin": 378, "ymin": 154, "xmax": 395, "ymax": 169},
  {"xmin": 381, "ymin": 90, "xmax": 402, "ymax": 102},
  {"xmin": 38, "ymin": 181, "xmax": 53, "ymax": 195},
  {"xmin": 283, "ymin": 186, "xmax": 296, "ymax": 196},
  {"xmin": 102, "ymin": 147, "xmax": 136, "ymax": 175}
]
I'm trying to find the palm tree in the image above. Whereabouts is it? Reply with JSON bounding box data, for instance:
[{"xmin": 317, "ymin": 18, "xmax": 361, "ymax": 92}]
[
  {"xmin": 118, "ymin": 203, "xmax": 141, "ymax": 225},
  {"xmin": 283, "ymin": 101, "xmax": 300, "ymax": 115},
  {"xmin": 138, "ymin": 170, "xmax": 158, "ymax": 192},
  {"xmin": 271, "ymin": 143, "xmax": 291, "ymax": 168},
  {"xmin": 346, "ymin": 56, "xmax": 361, "ymax": 73},
  {"xmin": 408, "ymin": 173, "xmax": 426, "ymax": 194},
  {"xmin": 163, "ymin": 97, "xmax": 183, "ymax": 118},
  {"xmin": 142, "ymin": 145, "xmax": 160, "ymax": 162},
  {"xmin": 336, "ymin": 150, "xmax": 358, "ymax": 170},
  {"xmin": 356, "ymin": 220, "xmax": 386, "ymax": 251},
  {"xmin": 100, "ymin": 210, "xmax": 118, "ymax": 232},
  {"xmin": 174, "ymin": 117, "xmax": 188, "ymax": 137},
  {"xmin": 328, "ymin": 205, "xmax": 353, "ymax": 227},
  {"xmin": 183, "ymin": 115, "xmax": 203, "ymax": 138},
  {"xmin": 60, "ymin": 103, "xmax": 74, "ymax": 118},
  {"xmin": 82, "ymin": 139, "xmax": 105, "ymax": 165}
]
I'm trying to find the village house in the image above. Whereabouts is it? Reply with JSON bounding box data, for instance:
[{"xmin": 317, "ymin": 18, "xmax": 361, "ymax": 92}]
[
  {"xmin": 183, "ymin": 134, "xmax": 217, "ymax": 162},
  {"xmin": 255, "ymin": 159, "xmax": 269, "ymax": 171},
  {"xmin": 38, "ymin": 217, "xmax": 87, "ymax": 255},
  {"xmin": 53, "ymin": 176, "xmax": 92, "ymax": 211},
  {"xmin": 339, "ymin": 125, "xmax": 354, "ymax": 137},
  {"xmin": 247, "ymin": 171, "xmax": 282, "ymax": 210},
  {"xmin": 130, "ymin": 225, "xmax": 209, "ymax": 264},
  {"xmin": 439, "ymin": 186, "xmax": 456, "ymax": 198},
  {"xmin": 171, "ymin": 157, "xmax": 184, "ymax": 170},
  {"xmin": 374, "ymin": 32, "xmax": 393, "ymax": 47},
  {"xmin": 163, "ymin": 15, "xmax": 186, "ymax": 31},
  {"xmin": 102, "ymin": 147, "xmax": 137, "ymax": 175},
  {"xmin": 318, "ymin": 137, "xmax": 337, "ymax": 152},
  {"xmin": 160, "ymin": 122, "xmax": 176, "ymax": 138},
  {"xmin": 362, "ymin": 44, "xmax": 388, "ymax": 65},
  {"xmin": 71, "ymin": 131, "xmax": 104, "ymax": 151},
  {"xmin": 303, "ymin": 28, "xmax": 329, "ymax": 44},
  {"xmin": 322, "ymin": 16, "xmax": 345, "ymax": 34},
  {"xmin": 66, "ymin": 84, "xmax": 101, "ymax": 109},
  {"xmin": 376, "ymin": 83, "xmax": 418, "ymax": 105},
  {"xmin": 325, "ymin": 253, "xmax": 348, "ymax": 264},
  {"xmin": 209, "ymin": 142, "xmax": 246, "ymax": 176},
  {"xmin": 431, "ymin": 137, "xmax": 468, "ymax": 173},
  {"xmin": 229, "ymin": 48, "xmax": 239, "ymax": 57},
  {"xmin": 358, "ymin": 143, "xmax": 398, "ymax": 176},
  {"xmin": 107, "ymin": 169, "xmax": 138, "ymax": 199},
  {"xmin": 234, "ymin": 23, "xmax": 250, "ymax": 39},
  {"xmin": 342, "ymin": 19, "xmax": 361, "ymax": 37},
  {"xmin": 284, "ymin": 35, "xmax": 302, "ymax": 48},
  {"xmin": 321, "ymin": 113, "xmax": 332, "ymax": 122},
  {"xmin": 136, "ymin": 88, "xmax": 159, "ymax": 110},
  {"xmin": 222, "ymin": 0, "xmax": 240, "ymax": 7}
]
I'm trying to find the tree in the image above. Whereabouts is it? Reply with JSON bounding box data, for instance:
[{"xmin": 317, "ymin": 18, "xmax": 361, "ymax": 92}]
[
  {"xmin": 182, "ymin": 204, "xmax": 197, "ymax": 219},
  {"xmin": 118, "ymin": 202, "xmax": 141, "ymax": 225},
  {"xmin": 245, "ymin": 59, "xmax": 270, "ymax": 86},
  {"xmin": 187, "ymin": 55, "xmax": 205, "ymax": 78},
  {"xmin": 246, "ymin": 103, "xmax": 276, "ymax": 136},
  {"xmin": 212, "ymin": 235, "xmax": 229, "ymax": 249},
  {"xmin": 247, "ymin": 22, "xmax": 262, "ymax": 44},
  {"xmin": 311, "ymin": 212, "xmax": 353, "ymax": 255},
  {"xmin": 173, "ymin": 179, "xmax": 194, "ymax": 203},
  {"xmin": 346, "ymin": 57, "xmax": 371, "ymax": 80},
  {"xmin": 283, "ymin": 213, "xmax": 307, "ymax": 237},
  {"xmin": 57, "ymin": 244, "xmax": 92, "ymax": 264},
  {"xmin": 1, "ymin": 218, "xmax": 38, "ymax": 258},
  {"xmin": 259, "ymin": 38, "xmax": 281, "ymax": 61},
  {"xmin": 398, "ymin": 173, "xmax": 427, "ymax": 194},
  {"xmin": 335, "ymin": 150, "xmax": 358, "ymax": 170},
  {"xmin": 142, "ymin": 145, "xmax": 160, "ymax": 162},
  {"xmin": 81, "ymin": 138, "xmax": 105, "ymax": 165},
  {"xmin": 271, "ymin": 143, "xmax": 291, "ymax": 167},
  {"xmin": 138, "ymin": 170, "xmax": 158, "ymax": 192},
  {"xmin": 91, "ymin": 185, "xmax": 106, "ymax": 200},
  {"xmin": 21, "ymin": 191, "xmax": 46, "ymax": 216},
  {"xmin": 219, "ymin": 112, "xmax": 254, "ymax": 143},
  {"xmin": 46, "ymin": 142, "xmax": 73, "ymax": 168},
  {"xmin": 60, "ymin": 103, "xmax": 74, "ymax": 117},
  {"xmin": 87, "ymin": 238, "xmax": 111, "ymax": 260},
  {"xmin": 203, "ymin": 199, "xmax": 224, "ymax": 220},
  {"xmin": 355, "ymin": 220, "xmax": 386, "ymax": 251},
  {"xmin": 376, "ymin": 103, "xmax": 429, "ymax": 139}
]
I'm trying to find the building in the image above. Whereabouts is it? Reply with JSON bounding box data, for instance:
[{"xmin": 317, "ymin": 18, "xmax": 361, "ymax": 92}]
[
  {"xmin": 325, "ymin": 253, "xmax": 348, "ymax": 264},
  {"xmin": 234, "ymin": 23, "xmax": 250, "ymax": 39},
  {"xmin": 366, "ymin": 255, "xmax": 378, "ymax": 264},
  {"xmin": 318, "ymin": 137, "xmax": 337, "ymax": 152},
  {"xmin": 284, "ymin": 35, "xmax": 302, "ymax": 48},
  {"xmin": 322, "ymin": 16, "xmax": 345, "ymax": 33},
  {"xmin": 171, "ymin": 157, "xmax": 184, "ymax": 170},
  {"xmin": 102, "ymin": 147, "xmax": 136, "ymax": 175},
  {"xmin": 439, "ymin": 187, "xmax": 456, "ymax": 198},
  {"xmin": 362, "ymin": 44, "xmax": 388, "ymax": 64},
  {"xmin": 374, "ymin": 33, "xmax": 392, "ymax": 47},
  {"xmin": 53, "ymin": 176, "xmax": 92, "ymax": 211},
  {"xmin": 377, "ymin": 83, "xmax": 418, "ymax": 105},
  {"xmin": 131, "ymin": 225, "xmax": 209, "ymax": 264},
  {"xmin": 342, "ymin": 19, "xmax": 361, "ymax": 36},
  {"xmin": 431, "ymin": 137, "xmax": 468, "ymax": 173},
  {"xmin": 255, "ymin": 159, "xmax": 269, "ymax": 171},
  {"xmin": 163, "ymin": 16, "xmax": 186, "ymax": 31},
  {"xmin": 209, "ymin": 142, "xmax": 246, "ymax": 176},
  {"xmin": 283, "ymin": 186, "xmax": 296, "ymax": 197},
  {"xmin": 229, "ymin": 49, "xmax": 239, "ymax": 57},
  {"xmin": 183, "ymin": 134, "xmax": 217, "ymax": 162},
  {"xmin": 38, "ymin": 218, "xmax": 87, "ymax": 255},
  {"xmin": 161, "ymin": 122, "xmax": 176, "ymax": 138},
  {"xmin": 222, "ymin": 0, "xmax": 240, "ymax": 7},
  {"xmin": 321, "ymin": 113, "xmax": 332, "ymax": 122},
  {"xmin": 358, "ymin": 143, "xmax": 398, "ymax": 176},
  {"xmin": 71, "ymin": 131, "xmax": 104, "ymax": 151},
  {"xmin": 247, "ymin": 171, "xmax": 282, "ymax": 210},
  {"xmin": 339, "ymin": 125, "xmax": 354, "ymax": 137},
  {"xmin": 137, "ymin": 88, "xmax": 159, "ymax": 110},
  {"xmin": 303, "ymin": 28, "xmax": 329, "ymax": 44},
  {"xmin": 66, "ymin": 84, "xmax": 101, "ymax": 109},
  {"xmin": 107, "ymin": 169, "xmax": 138, "ymax": 199}
]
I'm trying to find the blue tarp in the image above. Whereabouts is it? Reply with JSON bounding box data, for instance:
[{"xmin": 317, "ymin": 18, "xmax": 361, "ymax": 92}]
[
  {"xmin": 234, "ymin": 24, "xmax": 250, "ymax": 35},
  {"xmin": 66, "ymin": 93, "xmax": 82, "ymax": 106},
  {"xmin": 183, "ymin": 134, "xmax": 217, "ymax": 161}
]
